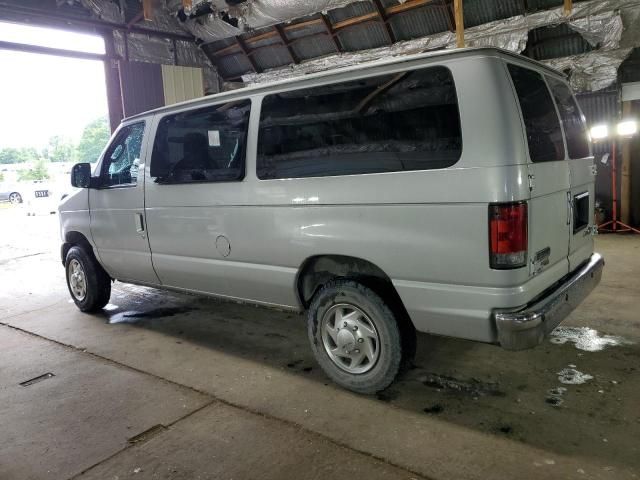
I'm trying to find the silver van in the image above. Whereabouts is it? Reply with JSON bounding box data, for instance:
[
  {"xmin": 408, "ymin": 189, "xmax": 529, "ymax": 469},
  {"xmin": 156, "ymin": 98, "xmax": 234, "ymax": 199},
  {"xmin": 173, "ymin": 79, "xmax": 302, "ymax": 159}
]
[{"xmin": 60, "ymin": 47, "xmax": 603, "ymax": 393}]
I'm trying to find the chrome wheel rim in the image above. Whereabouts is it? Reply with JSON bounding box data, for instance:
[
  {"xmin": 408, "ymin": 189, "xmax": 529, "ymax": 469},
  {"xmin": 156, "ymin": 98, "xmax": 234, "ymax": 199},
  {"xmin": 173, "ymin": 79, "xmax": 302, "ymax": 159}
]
[
  {"xmin": 9, "ymin": 193, "xmax": 20, "ymax": 204},
  {"xmin": 68, "ymin": 259, "xmax": 87, "ymax": 301},
  {"xmin": 320, "ymin": 303, "xmax": 380, "ymax": 374}
]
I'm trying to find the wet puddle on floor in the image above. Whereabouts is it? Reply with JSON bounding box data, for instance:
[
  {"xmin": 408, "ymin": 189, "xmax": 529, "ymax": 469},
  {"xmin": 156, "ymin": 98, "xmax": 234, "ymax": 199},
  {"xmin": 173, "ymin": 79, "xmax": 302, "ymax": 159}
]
[
  {"xmin": 107, "ymin": 306, "xmax": 195, "ymax": 324},
  {"xmin": 420, "ymin": 372, "xmax": 505, "ymax": 397},
  {"xmin": 545, "ymin": 386, "xmax": 567, "ymax": 406},
  {"xmin": 549, "ymin": 326, "xmax": 633, "ymax": 351},
  {"xmin": 557, "ymin": 367, "xmax": 594, "ymax": 385}
]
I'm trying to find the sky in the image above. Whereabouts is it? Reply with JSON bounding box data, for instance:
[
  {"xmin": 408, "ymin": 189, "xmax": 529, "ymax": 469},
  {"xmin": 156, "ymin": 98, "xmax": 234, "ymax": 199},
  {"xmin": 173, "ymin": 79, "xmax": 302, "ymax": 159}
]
[{"xmin": 0, "ymin": 21, "xmax": 108, "ymax": 149}]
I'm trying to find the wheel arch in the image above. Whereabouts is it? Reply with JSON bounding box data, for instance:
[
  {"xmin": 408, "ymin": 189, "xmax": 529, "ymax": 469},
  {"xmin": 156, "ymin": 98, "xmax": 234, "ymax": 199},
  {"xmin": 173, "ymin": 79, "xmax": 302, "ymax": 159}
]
[
  {"xmin": 296, "ymin": 255, "xmax": 410, "ymax": 320},
  {"xmin": 62, "ymin": 231, "xmax": 96, "ymax": 266}
]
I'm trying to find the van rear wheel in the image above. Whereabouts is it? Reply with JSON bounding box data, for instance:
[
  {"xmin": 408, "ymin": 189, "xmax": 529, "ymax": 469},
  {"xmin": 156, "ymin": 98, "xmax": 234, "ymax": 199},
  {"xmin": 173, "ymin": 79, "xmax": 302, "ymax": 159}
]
[
  {"xmin": 307, "ymin": 279, "xmax": 402, "ymax": 394},
  {"xmin": 65, "ymin": 246, "xmax": 111, "ymax": 312}
]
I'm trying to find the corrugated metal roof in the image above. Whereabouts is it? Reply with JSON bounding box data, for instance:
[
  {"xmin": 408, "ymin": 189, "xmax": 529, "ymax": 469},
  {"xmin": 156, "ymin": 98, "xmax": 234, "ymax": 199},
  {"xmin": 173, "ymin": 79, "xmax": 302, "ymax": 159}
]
[
  {"xmin": 525, "ymin": 24, "xmax": 593, "ymax": 60},
  {"xmin": 526, "ymin": 0, "xmax": 565, "ymax": 11},
  {"xmin": 337, "ymin": 21, "xmax": 390, "ymax": 51},
  {"xmin": 328, "ymin": 1, "xmax": 374, "ymax": 23},
  {"xmin": 252, "ymin": 44, "xmax": 292, "ymax": 70},
  {"xmin": 195, "ymin": 0, "xmax": 611, "ymax": 82},
  {"xmin": 463, "ymin": 0, "xmax": 523, "ymax": 28},
  {"xmin": 241, "ymin": 30, "xmax": 282, "ymax": 49},
  {"xmin": 291, "ymin": 34, "xmax": 338, "ymax": 61},
  {"xmin": 284, "ymin": 18, "xmax": 327, "ymax": 41},
  {"xmin": 390, "ymin": 5, "xmax": 450, "ymax": 41},
  {"xmin": 216, "ymin": 53, "xmax": 253, "ymax": 78}
]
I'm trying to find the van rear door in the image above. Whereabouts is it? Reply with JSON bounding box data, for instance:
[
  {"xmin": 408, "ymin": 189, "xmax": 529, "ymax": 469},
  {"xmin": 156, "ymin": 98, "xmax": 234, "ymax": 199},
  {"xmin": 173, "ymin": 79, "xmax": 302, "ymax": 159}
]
[
  {"xmin": 545, "ymin": 76, "xmax": 595, "ymax": 271},
  {"xmin": 507, "ymin": 64, "xmax": 571, "ymax": 278}
]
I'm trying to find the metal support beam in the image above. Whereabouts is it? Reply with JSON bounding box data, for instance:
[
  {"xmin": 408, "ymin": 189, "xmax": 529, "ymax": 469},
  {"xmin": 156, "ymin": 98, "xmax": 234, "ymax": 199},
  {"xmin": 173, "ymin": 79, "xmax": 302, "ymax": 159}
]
[
  {"xmin": 321, "ymin": 14, "xmax": 343, "ymax": 53},
  {"xmin": 0, "ymin": 2, "xmax": 194, "ymax": 42},
  {"xmin": 372, "ymin": 0, "xmax": 396, "ymax": 44},
  {"xmin": 0, "ymin": 39, "xmax": 111, "ymax": 62},
  {"xmin": 126, "ymin": 11, "xmax": 144, "ymax": 28},
  {"xmin": 454, "ymin": 0, "xmax": 464, "ymax": 48},
  {"xmin": 621, "ymin": 101, "xmax": 633, "ymax": 224},
  {"xmin": 235, "ymin": 36, "xmax": 261, "ymax": 73},
  {"xmin": 103, "ymin": 32, "xmax": 125, "ymax": 132}
]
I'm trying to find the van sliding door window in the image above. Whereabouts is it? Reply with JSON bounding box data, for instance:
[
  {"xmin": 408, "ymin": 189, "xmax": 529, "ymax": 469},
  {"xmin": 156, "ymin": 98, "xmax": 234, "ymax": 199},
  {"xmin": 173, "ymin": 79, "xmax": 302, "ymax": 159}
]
[
  {"xmin": 546, "ymin": 77, "xmax": 590, "ymax": 160},
  {"xmin": 256, "ymin": 66, "xmax": 462, "ymax": 180},
  {"xmin": 507, "ymin": 64, "xmax": 565, "ymax": 163},
  {"xmin": 150, "ymin": 100, "xmax": 251, "ymax": 184},
  {"xmin": 100, "ymin": 122, "xmax": 145, "ymax": 187}
]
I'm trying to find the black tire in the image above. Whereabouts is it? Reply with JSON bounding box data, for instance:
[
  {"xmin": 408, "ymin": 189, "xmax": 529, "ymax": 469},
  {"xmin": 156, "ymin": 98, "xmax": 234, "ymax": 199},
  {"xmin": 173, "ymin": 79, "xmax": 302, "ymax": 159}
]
[
  {"xmin": 65, "ymin": 246, "xmax": 111, "ymax": 312},
  {"xmin": 9, "ymin": 192, "xmax": 22, "ymax": 204},
  {"xmin": 307, "ymin": 279, "xmax": 403, "ymax": 394}
]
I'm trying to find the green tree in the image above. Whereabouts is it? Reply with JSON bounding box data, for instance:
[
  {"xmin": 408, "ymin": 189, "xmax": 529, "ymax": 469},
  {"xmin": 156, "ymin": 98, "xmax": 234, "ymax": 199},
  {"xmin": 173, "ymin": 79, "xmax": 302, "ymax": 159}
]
[
  {"xmin": 44, "ymin": 135, "xmax": 76, "ymax": 163},
  {"xmin": 18, "ymin": 158, "xmax": 50, "ymax": 181},
  {"xmin": 76, "ymin": 117, "xmax": 110, "ymax": 164},
  {"xmin": 0, "ymin": 147, "xmax": 38, "ymax": 164}
]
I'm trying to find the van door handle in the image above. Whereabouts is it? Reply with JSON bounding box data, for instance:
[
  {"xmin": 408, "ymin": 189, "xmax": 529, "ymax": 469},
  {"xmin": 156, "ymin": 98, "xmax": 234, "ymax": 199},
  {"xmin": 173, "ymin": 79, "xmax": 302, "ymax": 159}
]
[{"xmin": 135, "ymin": 213, "xmax": 146, "ymax": 236}]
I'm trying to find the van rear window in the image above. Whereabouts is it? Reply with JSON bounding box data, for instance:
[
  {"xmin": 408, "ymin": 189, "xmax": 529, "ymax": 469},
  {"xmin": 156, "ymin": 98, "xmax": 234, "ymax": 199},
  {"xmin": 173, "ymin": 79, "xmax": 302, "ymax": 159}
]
[
  {"xmin": 257, "ymin": 66, "xmax": 462, "ymax": 180},
  {"xmin": 546, "ymin": 77, "xmax": 590, "ymax": 159},
  {"xmin": 508, "ymin": 64, "xmax": 565, "ymax": 163}
]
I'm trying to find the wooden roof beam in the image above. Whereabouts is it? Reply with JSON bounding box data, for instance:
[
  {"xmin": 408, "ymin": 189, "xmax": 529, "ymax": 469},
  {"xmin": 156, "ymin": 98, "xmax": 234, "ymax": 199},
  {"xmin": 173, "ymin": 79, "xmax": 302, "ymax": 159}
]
[
  {"xmin": 235, "ymin": 36, "xmax": 262, "ymax": 73},
  {"xmin": 274, "ymin": 24, "xmax": 300, "ymax": 64},
  {"xmin": 142, "ymin": 0, "xmax": 154, "ymax": 21},
  {"xmin": 211, "ymin": 0, "xmax": 441, "ymax": 56},
  {"xmin": 454, "ymin": 0, "xmax": 464, "ymax": 48},
  {"xmin": 371, "ymin": 0, "xmax": 396, "ymax": 44},
  {"xmin": 564, "ymin": 0, "xmax": 573, "ymax": 15},
  {"xmin": 321, "ymin": 13, "xmax": 343, "ymax": 53}
]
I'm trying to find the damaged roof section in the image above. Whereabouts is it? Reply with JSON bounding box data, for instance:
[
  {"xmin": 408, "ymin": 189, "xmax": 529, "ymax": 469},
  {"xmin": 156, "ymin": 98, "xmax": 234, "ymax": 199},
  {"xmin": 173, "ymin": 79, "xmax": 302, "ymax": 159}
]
[{"xmin": 174, "ymin": 0, "xmax": 636, "ymax": 92}]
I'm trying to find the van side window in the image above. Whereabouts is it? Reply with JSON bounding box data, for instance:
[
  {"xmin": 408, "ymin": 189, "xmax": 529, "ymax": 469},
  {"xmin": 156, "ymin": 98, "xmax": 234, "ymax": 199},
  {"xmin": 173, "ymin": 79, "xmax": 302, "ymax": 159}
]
[
  {"xmin": 546, "ymin": 77, "xmax": 590, "ymax": 160},
  {"xmin": 256, "ymin": 66, "xmax": 462, "ymax": 179},
  {"xmin": 150, "ymin": 100, "xmax": 251, "ymax": 184},
  {"xmin": 100, "ymin": 122, "xmax": 145, "ymax": 187},
  {"xmin": 507, "ymin": 64, "xmax": 565, "ymax": 163}
]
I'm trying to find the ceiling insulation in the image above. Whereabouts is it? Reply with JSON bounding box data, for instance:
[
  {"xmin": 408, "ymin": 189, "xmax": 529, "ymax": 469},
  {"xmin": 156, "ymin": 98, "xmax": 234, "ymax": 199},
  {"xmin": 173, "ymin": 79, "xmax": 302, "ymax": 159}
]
[{"xmin": 73, "ymin": 0, "xmax": 640, "ymax": 91}]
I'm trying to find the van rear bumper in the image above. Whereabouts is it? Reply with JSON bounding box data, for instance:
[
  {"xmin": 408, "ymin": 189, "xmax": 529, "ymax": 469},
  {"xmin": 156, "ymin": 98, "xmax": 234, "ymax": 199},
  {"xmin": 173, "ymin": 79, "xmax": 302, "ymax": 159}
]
[{"xmin": 494, "ymin": 253, "xmax": 604, "ymax": 351}]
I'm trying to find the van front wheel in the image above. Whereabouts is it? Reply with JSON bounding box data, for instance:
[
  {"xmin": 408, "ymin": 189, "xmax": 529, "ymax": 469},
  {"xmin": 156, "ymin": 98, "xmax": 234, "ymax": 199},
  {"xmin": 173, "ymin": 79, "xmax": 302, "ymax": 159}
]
[
  {"xmin": 65, "ymin": 246, "xmax": 111, "ymax": 312},
  {"xmin": 307, "ymin": 279, "xmax": 402, "ymax": 394}
]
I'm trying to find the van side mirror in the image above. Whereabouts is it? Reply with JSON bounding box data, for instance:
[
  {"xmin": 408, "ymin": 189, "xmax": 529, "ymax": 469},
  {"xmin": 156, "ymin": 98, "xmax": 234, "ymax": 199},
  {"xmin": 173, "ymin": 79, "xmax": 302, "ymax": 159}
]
[{"xmin": 71, "ymin": 163, "xmax": 92, "ymax": 188}]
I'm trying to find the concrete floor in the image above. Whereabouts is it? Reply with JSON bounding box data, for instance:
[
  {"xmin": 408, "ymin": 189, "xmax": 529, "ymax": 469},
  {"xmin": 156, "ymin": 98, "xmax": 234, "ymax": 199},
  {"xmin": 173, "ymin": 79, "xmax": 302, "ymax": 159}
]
[{"xmin": 0, "ymin": 206, "xmax": 639, "ymax": 480}]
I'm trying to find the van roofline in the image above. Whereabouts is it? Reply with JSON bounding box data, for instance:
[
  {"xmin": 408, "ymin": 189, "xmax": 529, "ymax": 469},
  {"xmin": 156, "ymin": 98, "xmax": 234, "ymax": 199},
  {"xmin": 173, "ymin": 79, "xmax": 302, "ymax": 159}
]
[{"xmin": 123, "ymin": 47, "xmax": 564, "ymax": 123}]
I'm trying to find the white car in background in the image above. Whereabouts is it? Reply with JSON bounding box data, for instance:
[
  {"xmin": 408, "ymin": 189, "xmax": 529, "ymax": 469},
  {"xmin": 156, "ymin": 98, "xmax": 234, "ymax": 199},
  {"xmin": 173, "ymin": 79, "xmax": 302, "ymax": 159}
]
[{"xmin": 0, "ymin": 183, "xmax": 23, "ymax": 204}]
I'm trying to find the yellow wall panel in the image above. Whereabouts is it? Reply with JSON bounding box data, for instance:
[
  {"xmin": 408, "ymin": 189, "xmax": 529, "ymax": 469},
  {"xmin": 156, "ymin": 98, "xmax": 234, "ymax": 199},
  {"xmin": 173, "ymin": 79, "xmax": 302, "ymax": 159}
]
[{"xmin": 161, "ymin": 65, "xmax": 205, "ymax": 105}]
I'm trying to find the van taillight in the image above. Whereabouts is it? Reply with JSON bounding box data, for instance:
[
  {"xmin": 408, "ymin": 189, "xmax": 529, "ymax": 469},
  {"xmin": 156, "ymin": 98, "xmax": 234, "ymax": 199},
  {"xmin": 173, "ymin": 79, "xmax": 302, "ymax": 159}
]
[{"xmin": 489, "ymin": 202, "xmax": 527, "ymax": 269}]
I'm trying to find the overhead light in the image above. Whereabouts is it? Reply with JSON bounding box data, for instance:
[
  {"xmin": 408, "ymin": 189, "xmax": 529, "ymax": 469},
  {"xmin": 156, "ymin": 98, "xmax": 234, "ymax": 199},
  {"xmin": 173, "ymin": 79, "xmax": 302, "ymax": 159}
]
[
  {"xmin": 616, "ymin": 120, "xmax": 638, "ymax": 137},
  {"xmin": 590, "ymin": 124, "xmax": 609, "ymax": 140}
]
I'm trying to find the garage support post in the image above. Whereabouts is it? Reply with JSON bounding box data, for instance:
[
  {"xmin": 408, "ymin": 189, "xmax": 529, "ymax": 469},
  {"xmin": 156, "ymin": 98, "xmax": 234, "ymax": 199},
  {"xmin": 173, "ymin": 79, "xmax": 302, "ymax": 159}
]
[{"xmin": 103, "ymin": 32, "xmax": 125, "ymax": 132}]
